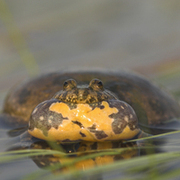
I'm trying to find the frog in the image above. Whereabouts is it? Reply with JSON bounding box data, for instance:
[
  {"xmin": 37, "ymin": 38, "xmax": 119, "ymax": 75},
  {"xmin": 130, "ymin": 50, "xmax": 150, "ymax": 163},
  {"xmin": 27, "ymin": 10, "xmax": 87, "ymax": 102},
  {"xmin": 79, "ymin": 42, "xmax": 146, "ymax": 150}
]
[{"xmin": 1, "ymin": 70, "xmax": 180, "ymax": 143}]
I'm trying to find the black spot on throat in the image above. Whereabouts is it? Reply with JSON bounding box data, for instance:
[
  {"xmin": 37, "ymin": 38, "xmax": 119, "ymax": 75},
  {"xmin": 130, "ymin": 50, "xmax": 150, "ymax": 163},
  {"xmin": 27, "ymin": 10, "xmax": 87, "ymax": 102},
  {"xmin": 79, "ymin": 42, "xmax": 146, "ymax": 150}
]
[
  {"xmin": 79, "ymin": 131, "xmax": 86, "ymax": 137},
  {"xmin": 72, "ymin": 121, "xmax": 84, "ymax": 128}
]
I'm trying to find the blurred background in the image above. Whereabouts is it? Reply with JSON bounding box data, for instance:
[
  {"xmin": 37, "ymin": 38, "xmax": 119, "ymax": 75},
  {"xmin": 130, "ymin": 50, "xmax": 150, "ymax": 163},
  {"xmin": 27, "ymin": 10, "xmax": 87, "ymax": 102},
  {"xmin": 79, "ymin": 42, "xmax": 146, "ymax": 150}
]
[{"xmin": 1, "ymin": 0, "xmax": 180, "ymax": 109}]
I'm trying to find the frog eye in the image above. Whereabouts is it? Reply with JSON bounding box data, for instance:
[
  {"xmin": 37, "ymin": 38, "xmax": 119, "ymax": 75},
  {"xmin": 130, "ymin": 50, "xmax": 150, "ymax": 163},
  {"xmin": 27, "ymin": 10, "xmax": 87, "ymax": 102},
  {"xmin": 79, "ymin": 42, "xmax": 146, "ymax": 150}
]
[
  {"xmin": 97, "ymin": 80, "xmax": 103, "ymax": 89},
  {"xmin": 63, "ymin": 79, "xmax": 77, "ymax": 90},
  {"xmin": 89, "ymin": 79, "xmax": 104, "ymax": 91}
]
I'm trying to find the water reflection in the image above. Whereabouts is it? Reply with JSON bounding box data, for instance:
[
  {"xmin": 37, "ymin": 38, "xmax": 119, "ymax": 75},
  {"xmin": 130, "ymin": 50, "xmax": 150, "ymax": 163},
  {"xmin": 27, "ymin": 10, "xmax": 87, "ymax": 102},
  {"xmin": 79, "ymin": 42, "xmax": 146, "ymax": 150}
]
[{"xmin": 2, "ymin": 124, "xmax": 180, "ymax": 175}]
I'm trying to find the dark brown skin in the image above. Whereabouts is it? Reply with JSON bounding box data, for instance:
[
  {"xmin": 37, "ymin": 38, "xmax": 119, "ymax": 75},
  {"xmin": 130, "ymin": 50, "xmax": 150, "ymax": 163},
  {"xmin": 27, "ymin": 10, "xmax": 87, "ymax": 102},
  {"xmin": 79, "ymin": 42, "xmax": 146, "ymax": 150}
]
[{"xmin": 3, "ymin": 70, "xmax": 180, "ymax": 130}]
